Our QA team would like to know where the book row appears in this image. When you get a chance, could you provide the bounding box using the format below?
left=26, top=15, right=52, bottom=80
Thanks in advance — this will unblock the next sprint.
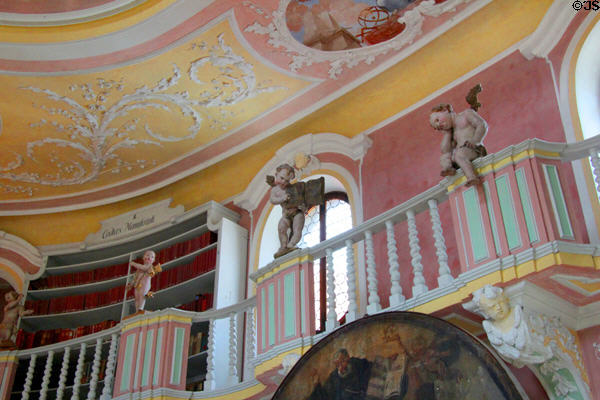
left=25, top=248, right=217, bottom=315
left=30, top=231, right=217, bottom=290
left=177, top=292, right=214, bottom=313
left=17, top=320, right=118, bottom=349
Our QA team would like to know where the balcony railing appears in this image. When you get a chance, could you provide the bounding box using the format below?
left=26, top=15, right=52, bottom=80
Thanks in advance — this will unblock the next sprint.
left=3, top=135, right=600, bottom=399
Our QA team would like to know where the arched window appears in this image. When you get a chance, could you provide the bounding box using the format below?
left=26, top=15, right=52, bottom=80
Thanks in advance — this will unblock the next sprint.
left=299, top=192, right=352, bottom=331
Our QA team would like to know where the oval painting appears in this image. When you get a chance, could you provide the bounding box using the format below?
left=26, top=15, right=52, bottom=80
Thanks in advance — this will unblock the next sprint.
left=272, top=312, right=526, bottom=399
left=285, top=0, right=422, bottom=51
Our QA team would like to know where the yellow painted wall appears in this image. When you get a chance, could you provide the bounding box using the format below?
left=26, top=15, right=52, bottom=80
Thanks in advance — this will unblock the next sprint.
left=0, top=0, right=553, bottom=246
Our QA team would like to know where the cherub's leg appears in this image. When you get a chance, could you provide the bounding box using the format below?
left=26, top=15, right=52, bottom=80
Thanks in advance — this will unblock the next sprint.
left=278, top=216, right=292, bottom=250
left=287, top=212, right=305, bottom=248
left=440, top=152, right=456, bottom=176
left=135, top=288, right=146, bottom=311
left=454, top=147, right=481, bottom=186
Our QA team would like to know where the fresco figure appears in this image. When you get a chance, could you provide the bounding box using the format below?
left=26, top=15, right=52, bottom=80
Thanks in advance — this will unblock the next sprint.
left=127, top=250, right=162, bottom=313
left=429, top=86, right=488, bottom=186
left=366, top=325, right=408, bottom=399
left=308, top=348, right=372, bottom=400
left=0, top=290, right=33, bottom=346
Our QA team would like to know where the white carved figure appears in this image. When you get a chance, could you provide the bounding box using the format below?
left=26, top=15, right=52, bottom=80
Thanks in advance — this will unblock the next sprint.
left=464, top=285, right=552, bottom=367
left=464, top=285, right=591, bottom=400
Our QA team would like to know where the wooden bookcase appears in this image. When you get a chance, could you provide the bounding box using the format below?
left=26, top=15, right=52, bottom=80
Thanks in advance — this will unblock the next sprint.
left=19, top=201, right=247, bottom=349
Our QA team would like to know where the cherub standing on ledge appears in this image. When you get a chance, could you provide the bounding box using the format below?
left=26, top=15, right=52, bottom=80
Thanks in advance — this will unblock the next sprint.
left=0, top=290, right=33, bottom=347
left=267, top=164, right=306, bottom=259
left=429, top=85, right=489, bottom=187
left=127, top=250, right=162, bottom=314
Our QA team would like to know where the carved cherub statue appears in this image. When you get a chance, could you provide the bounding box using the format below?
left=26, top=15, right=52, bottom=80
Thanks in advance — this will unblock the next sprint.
left=430, top=84, right=489, bottom=187
left=267, top=164, right=306, bottom=258
left=0, top=290, right=33, bottom=346
left=127, top=250, right=162, bottom=313
left=463, top=285, right=552, bottom=368
left=266, top=164, right=325, bottom=258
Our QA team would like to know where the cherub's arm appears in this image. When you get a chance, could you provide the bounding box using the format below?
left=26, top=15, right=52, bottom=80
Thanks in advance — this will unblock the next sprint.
left=19, top=307, right=34, bottom=317
left=4, top=294, right=22, bottom=311
left=269, top=187, right=288, bottom=205
left=130, top=261, right=153, bottom=272
left=465, top=109, right=488, bottom=145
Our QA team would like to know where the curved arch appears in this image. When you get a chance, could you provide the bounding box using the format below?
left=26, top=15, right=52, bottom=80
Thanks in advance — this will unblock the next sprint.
left=0, top=231, right=45, bottom=292
left=557, top=14, right=600, bottom=243
left=233, top=132, right=371, bottom=212
left=250, top=162, right=363, bottom=273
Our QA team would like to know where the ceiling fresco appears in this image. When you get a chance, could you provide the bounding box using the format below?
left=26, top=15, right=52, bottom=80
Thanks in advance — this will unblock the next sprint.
left=0, top=0, right=486, bottom=213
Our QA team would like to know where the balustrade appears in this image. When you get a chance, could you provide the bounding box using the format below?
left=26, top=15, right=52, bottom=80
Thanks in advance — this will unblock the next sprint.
left=5, top=137, right=600, bottom=399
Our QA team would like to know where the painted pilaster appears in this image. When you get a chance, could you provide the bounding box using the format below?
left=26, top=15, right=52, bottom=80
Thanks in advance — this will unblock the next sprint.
left=112, top=310, right=191, bottom=397
left=0, top=353, right=18, bottom=400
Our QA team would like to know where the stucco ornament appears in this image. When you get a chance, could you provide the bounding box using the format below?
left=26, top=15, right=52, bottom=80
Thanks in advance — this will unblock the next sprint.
left=244, top=0, right=475, bottom=79
left=464, top=285, right=591, bottom=400
left=0, top=34, right=285, bottom=192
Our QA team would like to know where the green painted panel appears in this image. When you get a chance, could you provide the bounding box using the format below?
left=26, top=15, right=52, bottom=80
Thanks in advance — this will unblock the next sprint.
left=544, top=164, right=574, bottom=239
left=261, top=288, right=267, bottom=349
left=153, top=328, right=164, bottom=385
left=462, top=187, right=489, bottom=262
left=483, top=182, right=501, bottom=256
left=120, top=334, right=136, bottom=392
left=284, top=273, right=296, bottom=338
left=495, top=175, right=521, bottom=250
left=268, top=283, right=276, bottom=346
left=141, top=329, right=154, bottom=387
left=300, top=270, right=306, bottom=334
left=170, top=327, right=185, bottom=385
left=515, top=169, right=539, bottom=243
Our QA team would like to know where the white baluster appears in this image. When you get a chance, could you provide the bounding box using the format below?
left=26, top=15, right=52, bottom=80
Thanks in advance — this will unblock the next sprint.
left=344, top=239, right=358, bottom=322
left=204, top=319, right=216, bottom=391
left=386, top=220, right=405, bottom=307
left=22, top=353, right=37, bottom=400
left=86, top=338, right=103, bottom=400
left=56, top=347, right=71, bottom=400
left=70, top=342, right=87, bottom=400
left=590, top=149, right=600, bottom=195
left=325, top=248, right=339, bottom=331
left=228, top=313, right=239, bottom=385
left=100, top=334, right=119, bottom=400
left=406, top=210, right=428, bottom=296
left=428, top=199, right=454, bottom=287
left=244, top=306, right=256, bottom=380
left=40, top=350, right=55, bottom=400
left=364, top=230, right=381, bottom=314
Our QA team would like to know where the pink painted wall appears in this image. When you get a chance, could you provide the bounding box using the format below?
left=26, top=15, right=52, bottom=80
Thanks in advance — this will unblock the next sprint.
left=578, top=325, right=600, bottom=399
left=361, top=49, right=590, bottom=303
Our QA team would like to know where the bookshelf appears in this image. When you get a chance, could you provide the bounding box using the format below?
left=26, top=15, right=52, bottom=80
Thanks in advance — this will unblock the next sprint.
left=19, top=201, right=247, bottom=357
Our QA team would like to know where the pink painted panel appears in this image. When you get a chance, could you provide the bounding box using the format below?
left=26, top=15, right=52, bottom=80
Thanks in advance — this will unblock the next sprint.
left=505, top=165, right=530, bottom=252
left=0, top=360, right=17, bottom=400
left=449, top=195, right=469, bottom=274
left=520, top=158, right=550, bottom=245
left=113, top=328, right=140, bottom=397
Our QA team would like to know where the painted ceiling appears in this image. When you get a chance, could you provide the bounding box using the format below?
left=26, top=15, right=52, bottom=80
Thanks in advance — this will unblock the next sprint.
left=0, top=0, right=487, bottom=214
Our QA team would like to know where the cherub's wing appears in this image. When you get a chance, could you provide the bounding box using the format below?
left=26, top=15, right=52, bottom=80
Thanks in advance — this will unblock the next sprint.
left=466, top=83, right=482, bottom=111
